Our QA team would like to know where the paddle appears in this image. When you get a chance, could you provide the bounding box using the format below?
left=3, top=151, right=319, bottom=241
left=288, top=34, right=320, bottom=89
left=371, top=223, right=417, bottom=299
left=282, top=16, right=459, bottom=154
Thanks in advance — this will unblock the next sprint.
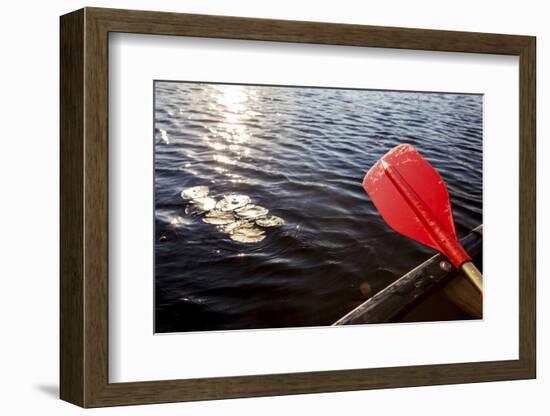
left=362, top=144, right=483, bottom=294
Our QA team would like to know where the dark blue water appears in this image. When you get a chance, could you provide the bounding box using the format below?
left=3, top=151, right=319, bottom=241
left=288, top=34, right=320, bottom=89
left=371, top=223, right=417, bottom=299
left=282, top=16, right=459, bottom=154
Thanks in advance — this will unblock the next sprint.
left=154, top=82, right=482, bottom=333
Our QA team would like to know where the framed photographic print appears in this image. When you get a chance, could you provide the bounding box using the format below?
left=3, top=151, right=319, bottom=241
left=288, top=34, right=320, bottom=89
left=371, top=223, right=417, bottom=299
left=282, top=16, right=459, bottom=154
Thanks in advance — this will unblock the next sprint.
left=60, top=7, right=536, bottom=408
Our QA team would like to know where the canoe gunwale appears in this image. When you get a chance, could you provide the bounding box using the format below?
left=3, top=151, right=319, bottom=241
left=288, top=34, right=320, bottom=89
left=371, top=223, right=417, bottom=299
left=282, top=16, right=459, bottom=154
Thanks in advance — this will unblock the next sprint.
left=333, top=225, right=483, bottom=326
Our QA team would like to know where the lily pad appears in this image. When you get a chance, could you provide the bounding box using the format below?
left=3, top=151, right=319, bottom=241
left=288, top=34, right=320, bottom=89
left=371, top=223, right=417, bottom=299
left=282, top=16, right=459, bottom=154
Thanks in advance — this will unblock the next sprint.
left=221, top=220, right=254, bottom=234
left=256, top=215, right=285, bottom=227
left=190, top=196, right=216, bottom=212
left=230, top=226, right=266, bottom=243
left=202, top=210, right=235, bottom=225
left=180, top=186, right=209, bottom=200
left=235, top=204, right=269, bottom=220
left=215, top=194, right=251, bottom=212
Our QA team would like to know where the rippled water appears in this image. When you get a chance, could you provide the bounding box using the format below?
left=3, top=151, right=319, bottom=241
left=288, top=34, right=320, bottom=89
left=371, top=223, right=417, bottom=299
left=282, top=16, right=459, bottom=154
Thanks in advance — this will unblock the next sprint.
left=154, top=82, right=482, bottom=333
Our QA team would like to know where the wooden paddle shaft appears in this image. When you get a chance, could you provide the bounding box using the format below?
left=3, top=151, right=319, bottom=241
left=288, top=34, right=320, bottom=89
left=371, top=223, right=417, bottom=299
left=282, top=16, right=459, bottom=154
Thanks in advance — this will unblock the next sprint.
left=460, top=261, right=483, bottom=293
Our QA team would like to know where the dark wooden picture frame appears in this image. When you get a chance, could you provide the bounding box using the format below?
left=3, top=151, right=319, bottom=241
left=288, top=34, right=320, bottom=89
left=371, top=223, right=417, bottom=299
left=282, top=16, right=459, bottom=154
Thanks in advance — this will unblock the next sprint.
left=60, top=7, right=536, bottom=408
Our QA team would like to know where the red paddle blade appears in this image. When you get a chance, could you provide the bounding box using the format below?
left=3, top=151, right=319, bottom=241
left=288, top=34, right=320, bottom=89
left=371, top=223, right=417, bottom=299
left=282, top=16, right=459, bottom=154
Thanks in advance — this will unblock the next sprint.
left=363, top=144, right=470, bottom=268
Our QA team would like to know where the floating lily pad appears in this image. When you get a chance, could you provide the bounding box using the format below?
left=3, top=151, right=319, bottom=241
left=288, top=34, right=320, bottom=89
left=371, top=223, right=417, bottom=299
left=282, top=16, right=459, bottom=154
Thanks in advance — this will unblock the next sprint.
left=221, top=220, right=254, bottom=234
left=202, top=210, right=235, bottom=225
left=190, top=196, right=216, bottom=212
left=180, top=186, right=209, bottom=200
left=179, top=187, right=283, bottom=244
left=255, top=215, right=285, bottom=227
left=215, top=194, right=251, bottom=212
left=230, top=226, right=266, bottom=243
left=235, top=204, right=269, bottom=220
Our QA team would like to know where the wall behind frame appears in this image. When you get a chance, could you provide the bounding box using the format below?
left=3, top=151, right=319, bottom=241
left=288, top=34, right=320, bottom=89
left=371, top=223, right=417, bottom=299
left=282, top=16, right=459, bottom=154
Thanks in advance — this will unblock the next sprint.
left=0, top=0, right=545, bottom=415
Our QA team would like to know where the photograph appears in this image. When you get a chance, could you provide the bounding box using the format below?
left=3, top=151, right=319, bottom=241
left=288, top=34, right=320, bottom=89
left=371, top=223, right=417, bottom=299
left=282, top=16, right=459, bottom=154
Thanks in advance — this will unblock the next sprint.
left=153, top=81, right=483, bottom=333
